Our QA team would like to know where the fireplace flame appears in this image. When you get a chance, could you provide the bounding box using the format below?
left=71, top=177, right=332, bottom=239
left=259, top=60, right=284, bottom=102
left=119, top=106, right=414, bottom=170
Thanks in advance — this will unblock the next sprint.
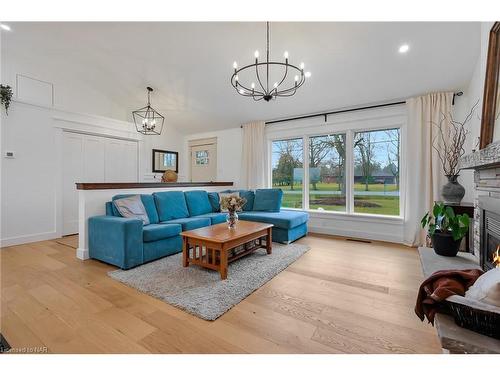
left=494, top=246, right=500, bottom=268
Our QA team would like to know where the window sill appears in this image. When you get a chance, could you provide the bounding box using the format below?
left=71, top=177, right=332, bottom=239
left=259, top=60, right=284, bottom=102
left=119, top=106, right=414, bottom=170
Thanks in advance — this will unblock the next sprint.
left=303, top=209, right=404, bottom=224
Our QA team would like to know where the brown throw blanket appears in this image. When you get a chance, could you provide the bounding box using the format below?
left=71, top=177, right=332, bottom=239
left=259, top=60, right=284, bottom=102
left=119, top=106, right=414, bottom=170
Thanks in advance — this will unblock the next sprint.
left=415, top=269, right=484, bottom=324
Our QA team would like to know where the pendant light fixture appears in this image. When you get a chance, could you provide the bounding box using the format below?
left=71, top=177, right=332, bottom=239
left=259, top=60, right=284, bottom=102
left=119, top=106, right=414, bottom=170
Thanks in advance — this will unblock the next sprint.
left=132, top=87, right=164, bottom=135
left=230, top=22, right=311, bottom=102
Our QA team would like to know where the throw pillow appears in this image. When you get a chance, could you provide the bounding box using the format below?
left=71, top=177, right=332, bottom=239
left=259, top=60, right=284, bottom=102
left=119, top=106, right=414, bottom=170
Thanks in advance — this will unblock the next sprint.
left=252, top=188, right=283, bottom=212
left=208, top=192, right=220, bottom=212
left=465, top=268, right=500, bottom=307
left=113, top=195, right=150, bottom=225
left=219, top=192, right=239, bottom=212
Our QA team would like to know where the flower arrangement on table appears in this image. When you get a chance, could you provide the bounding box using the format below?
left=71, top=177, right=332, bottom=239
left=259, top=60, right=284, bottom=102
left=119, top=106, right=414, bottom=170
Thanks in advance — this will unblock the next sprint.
left=220, top=195, right=247, bottom=229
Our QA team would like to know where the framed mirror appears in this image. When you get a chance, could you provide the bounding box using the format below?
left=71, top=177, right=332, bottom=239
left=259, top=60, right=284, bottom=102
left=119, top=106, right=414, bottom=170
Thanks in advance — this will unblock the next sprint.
left=152, top=149, right=178, bottom=173
left=480, top=22, right=500, bottom=149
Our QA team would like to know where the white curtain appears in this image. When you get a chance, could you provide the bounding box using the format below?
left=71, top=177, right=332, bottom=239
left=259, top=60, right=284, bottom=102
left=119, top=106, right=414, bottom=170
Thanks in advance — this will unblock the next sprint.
left=404, top=92, right=453, bottom=246
left=241, top=121, right=268, bottom=189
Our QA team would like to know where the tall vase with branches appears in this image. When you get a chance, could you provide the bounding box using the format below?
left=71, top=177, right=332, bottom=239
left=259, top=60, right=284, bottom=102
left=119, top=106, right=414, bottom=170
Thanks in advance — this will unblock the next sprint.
left=431, top=101, right=478, bottom=204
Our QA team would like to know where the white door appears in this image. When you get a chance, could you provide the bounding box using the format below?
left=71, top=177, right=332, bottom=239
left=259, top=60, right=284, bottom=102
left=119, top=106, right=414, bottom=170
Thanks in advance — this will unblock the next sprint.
left=190, top=142, right=217, bottom=182
left=83, top=135, right=106, bottom=182
left=62, top=133, right=84, bottom=235
left=62, top=133, right=138, bottom=235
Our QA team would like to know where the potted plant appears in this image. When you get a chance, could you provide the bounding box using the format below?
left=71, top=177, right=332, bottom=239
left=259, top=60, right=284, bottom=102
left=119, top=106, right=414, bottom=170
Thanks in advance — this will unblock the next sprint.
left=421, top=202, right=470, bottom=256
left=0, top=84, right=13, bottom=115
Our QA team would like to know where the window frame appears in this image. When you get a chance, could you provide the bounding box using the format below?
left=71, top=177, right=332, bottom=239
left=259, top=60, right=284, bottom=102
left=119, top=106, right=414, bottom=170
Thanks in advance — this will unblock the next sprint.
left=267, top=107, right=405, bottom=220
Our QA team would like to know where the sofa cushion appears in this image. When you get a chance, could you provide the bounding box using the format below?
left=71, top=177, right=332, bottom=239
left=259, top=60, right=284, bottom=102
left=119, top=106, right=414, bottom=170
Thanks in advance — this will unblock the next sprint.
left=113, top=195, right=150, bottom=225
left=142, top=223, right=182, bottom=242
left=153, top=191, right=189, bottom=222
left=193, top=212, right=227, bottom=225
left=112, top=194, right=159, bottom=224
left=238, top=190, right=255, bottom=211
left=252, top=189, right=283, bottom=212
left=161, top=217, right=211, bottom=231
left=184, top=190, right=213, bottom=216
left=238, top=209, right=308, bottom=229
left=143, top=236, right=183, bottom=262
left=220, top=190, right=255, bottom=211
left=208, top=192, right=220, bottom=212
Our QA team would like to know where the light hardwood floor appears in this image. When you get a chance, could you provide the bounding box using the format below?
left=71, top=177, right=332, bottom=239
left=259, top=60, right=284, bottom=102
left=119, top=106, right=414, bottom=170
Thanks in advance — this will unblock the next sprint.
left=0, top=234, right=441, bottom=353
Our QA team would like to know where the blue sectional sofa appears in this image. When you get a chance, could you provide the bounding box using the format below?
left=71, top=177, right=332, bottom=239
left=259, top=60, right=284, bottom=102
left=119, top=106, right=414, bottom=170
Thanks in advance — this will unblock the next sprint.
left=88, top=189, right=308, bottom=269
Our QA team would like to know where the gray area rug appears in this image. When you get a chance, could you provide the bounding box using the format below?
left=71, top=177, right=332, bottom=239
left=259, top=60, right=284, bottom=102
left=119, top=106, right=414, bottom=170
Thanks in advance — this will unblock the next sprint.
left=108, top=242, right=310, bottom=320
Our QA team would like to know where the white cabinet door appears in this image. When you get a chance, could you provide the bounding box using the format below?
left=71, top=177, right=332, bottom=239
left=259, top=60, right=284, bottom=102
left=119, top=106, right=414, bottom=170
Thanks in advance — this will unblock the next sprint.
left=104, top=138, right=124, bottom=182
left=62, top=133, right=138, bottom=235
left=122, top=141, right=138, bottom=181
left=62, top=133, right=84, bottom=235
left=104, top=139, right=138, bottom=182
left=83, top=135, right=105, bottom=181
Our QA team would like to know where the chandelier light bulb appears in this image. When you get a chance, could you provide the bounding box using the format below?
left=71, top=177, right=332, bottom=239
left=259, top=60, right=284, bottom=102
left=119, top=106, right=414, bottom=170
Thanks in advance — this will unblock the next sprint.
left=233, top=61, right=238, bottom=69
left=294, top=75, right=299, bottom=81
left=235, top=75, right=239, bottom=81
left=251, top=82, right=255, bottom=89
left=305, top=71, right=311, bottom=78
left=300, top=62, right=305, bottom=70
left=254, top=50, right=259, bottom=58
left=239, top=89, right=245, bottom=94
left=284, top=51, right=289, bottom=59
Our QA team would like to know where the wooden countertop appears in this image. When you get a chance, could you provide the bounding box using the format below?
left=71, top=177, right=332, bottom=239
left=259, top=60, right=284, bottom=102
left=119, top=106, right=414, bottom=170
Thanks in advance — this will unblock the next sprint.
left=76, top=182, right=234, bottom=190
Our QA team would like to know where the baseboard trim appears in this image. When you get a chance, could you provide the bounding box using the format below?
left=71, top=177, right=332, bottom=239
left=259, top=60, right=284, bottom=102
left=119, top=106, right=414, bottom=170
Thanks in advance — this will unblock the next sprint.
left=76, top=247, right=89, bottom=260
left=0, top=231, right=59, bottom=248
left=308, top=226, right=403, bottom=244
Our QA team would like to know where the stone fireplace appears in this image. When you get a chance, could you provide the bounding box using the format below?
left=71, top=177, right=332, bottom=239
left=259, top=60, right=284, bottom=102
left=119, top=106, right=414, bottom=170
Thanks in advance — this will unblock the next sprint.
left=460, top=140, right=500, bottom=270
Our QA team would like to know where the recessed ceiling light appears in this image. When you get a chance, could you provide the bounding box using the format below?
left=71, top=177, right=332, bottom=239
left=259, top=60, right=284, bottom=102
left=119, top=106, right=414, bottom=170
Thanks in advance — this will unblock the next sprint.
left=399, top=44, right=409, bottom=54
left=0, top=23, right=11, bottom=31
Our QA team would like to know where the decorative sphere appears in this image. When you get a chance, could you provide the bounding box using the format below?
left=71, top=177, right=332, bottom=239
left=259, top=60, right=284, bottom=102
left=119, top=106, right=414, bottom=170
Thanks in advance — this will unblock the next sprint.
left=161, top=169, right=178, bottom=183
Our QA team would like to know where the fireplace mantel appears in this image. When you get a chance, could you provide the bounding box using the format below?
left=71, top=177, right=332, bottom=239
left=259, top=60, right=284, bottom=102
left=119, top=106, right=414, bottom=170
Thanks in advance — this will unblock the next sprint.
left=459, top=140, right=500, bottom=170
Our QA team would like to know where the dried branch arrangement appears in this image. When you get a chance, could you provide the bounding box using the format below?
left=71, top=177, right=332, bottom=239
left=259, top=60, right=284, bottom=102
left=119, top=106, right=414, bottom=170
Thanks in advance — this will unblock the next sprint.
left=431, top=101, right=479, bottom=176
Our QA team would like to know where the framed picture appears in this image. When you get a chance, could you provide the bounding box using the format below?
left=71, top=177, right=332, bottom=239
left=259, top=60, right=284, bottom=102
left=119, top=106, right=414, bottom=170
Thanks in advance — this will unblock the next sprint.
left=480, top=22, right=500, bottom=149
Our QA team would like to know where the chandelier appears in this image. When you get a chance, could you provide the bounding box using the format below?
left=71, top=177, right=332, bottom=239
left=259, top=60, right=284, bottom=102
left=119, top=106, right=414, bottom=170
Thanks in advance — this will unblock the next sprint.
left=132, top=87, right=164, bottom=135
left=230, top=22, right=311, bottom=102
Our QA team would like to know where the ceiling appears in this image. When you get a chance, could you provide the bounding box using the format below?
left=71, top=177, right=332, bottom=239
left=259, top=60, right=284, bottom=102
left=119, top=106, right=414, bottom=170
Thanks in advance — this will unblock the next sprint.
left=2, top=22, right=480, bottom=134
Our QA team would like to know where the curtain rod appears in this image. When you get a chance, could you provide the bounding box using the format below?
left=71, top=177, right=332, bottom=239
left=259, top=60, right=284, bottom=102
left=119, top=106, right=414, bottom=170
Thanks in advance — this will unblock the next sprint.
left=239, top=91, right=462, bottom=127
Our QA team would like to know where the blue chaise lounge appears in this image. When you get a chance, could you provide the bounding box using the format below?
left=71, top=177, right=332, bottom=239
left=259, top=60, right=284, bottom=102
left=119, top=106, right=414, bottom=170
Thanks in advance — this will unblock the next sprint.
left=88, top=188, right=308, bottom=269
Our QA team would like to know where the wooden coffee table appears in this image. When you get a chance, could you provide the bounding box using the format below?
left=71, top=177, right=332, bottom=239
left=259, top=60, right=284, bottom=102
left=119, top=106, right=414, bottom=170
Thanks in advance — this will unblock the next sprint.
left=181, top=221, right=273, bottom=280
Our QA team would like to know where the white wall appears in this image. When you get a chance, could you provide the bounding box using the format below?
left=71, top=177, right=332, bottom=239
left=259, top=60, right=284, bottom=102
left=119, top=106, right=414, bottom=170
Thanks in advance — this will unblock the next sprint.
left=183, top=128, right=243, bottom=187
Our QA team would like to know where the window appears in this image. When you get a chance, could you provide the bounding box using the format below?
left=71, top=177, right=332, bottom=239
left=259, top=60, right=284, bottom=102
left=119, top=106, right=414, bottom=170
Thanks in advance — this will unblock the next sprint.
left=353, top=129, right=400, bottom=216
left=270, top=125, right=401, bottom=217
left=309, top=134, right=346, bottom=212
left=195, top=150, right=209, bottom=165
left=271, top=138, right=304, bottom=208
